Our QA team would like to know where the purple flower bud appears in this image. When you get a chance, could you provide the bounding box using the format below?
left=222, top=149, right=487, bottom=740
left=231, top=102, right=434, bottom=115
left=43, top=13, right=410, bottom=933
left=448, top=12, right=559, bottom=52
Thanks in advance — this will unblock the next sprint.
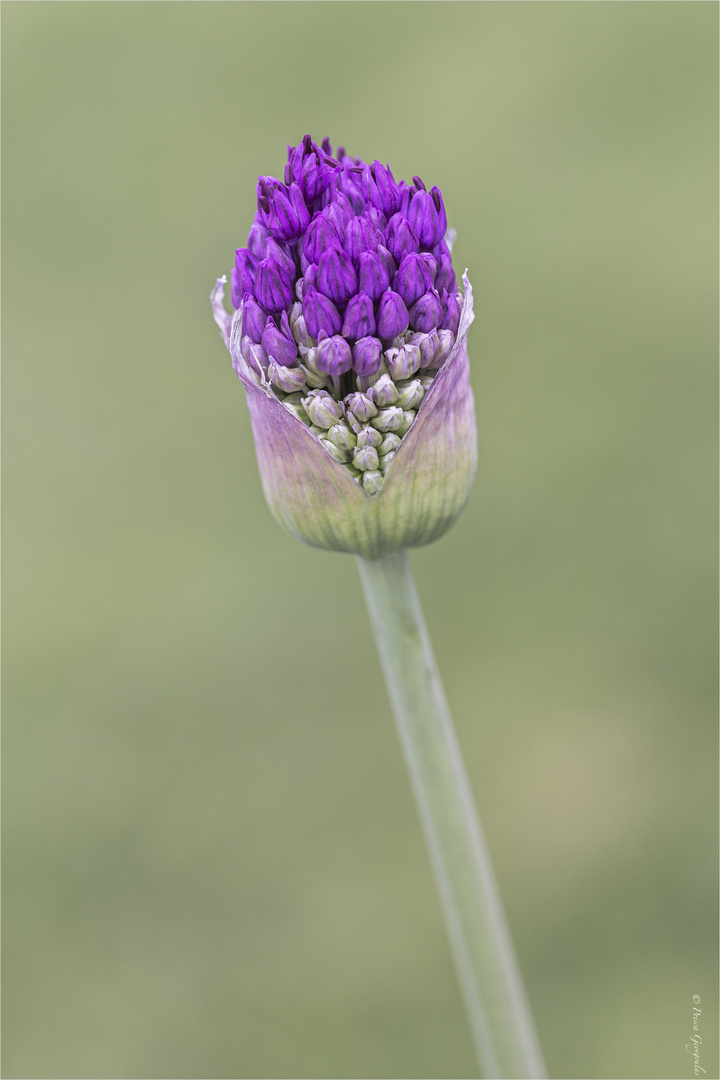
left=360, top=161, right=401, bottom=217
left=317, top=246, right=358, bottom=305
left=356, top=251, right=390, bottom=301
left=303, top=263, right=319, bottom=292
left=254, top=257, right=294, bottom=313
left=231, top=268, right=244, bottom=309
left=247, top=222, right=270, bottom=259
left=385, top=213, right=420, bottom=264
left=241, top=296, right=267, bottom=343
left=262, top=311, right=298, bottom=367
left=434, top=243, right=456, bottom=295
left=440, top=291, right=462, bottom=335
left=376, top=290, right=409, bottom=340
left=266, top=182, right=311, bottom=241
left=339, top=176, right=365, bottom=215
left=315, top=333, right=353, bottom=376
left=240, top=334, right=268, bottom=371
left=362, top=204, right=387, bottom=234
left=303, top=214, right=341, bottom=264
left=409, top=290, right=443, bottom=333
left=233, top=248, right=257, bottom=296
left=342, top=292, right=376, bottom=340
left=321, top=192, right=354, bottom=233
left=430, top=186, right=447, bottom=239
left=285, top=136, right=336, bottom=203
left=377, top=244, right=397, bottom=278
left=256, top=175, right=285, bottom=226
left=393, top=252, right=437, bottom=307
left=342, top=216, right=377, bottom=261
left=265, top=237, right=296, bottom=282
left=302, top=285, right=342, bottom=338
left=351, top=337, right=384, bottom=377
left=406, top=188, right=445, bottom=249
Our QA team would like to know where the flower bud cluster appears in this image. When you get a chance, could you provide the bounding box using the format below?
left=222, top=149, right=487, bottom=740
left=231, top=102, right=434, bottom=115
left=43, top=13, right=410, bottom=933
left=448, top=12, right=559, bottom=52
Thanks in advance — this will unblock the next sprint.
left=229, top=136, right=464, bottom=495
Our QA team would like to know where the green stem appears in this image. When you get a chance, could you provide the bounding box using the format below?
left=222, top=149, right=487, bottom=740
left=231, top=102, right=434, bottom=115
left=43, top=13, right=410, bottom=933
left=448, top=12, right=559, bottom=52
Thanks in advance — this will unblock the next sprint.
left=357, top=550, right=546, bottom=1080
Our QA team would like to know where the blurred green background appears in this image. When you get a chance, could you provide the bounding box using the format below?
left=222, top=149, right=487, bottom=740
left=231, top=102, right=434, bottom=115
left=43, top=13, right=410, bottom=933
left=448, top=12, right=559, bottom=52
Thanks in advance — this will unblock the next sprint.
left=3, top=3, right=717, bottom=1078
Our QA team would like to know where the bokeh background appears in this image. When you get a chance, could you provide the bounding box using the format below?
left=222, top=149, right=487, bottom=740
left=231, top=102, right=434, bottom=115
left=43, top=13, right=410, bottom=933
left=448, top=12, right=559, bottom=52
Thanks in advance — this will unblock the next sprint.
left=3, top=3, right=717, bottom=1079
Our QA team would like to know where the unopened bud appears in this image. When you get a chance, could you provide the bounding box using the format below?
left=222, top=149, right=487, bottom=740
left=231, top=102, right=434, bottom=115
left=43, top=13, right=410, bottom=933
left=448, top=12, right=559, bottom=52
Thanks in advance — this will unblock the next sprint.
left=380, top=451, right=396, bottom=471
left=289, top=302, right=314, bottom=347
left=369, top=373, right=399, bottom=407
left=344, top=391, right=377, bottom=422
left=301, top=364, right=329, bottom=390
left=385, top=343, right=421, bottom=381
left=356, top=357, right=389, bottom=392
left=268, top=361, right=307, bottom=393
left=357, top=426, right=383, bottom=449
left=378, top=432, right=402, bottom=456
left=241, top=335, right=268, bottom=374
left=353, top=445, right=380, bottom=472
left=398, top=410, right=416, bottom=435
left=302, top=389, right=344, bottom=428
left=362, top=470, right=385, bottom=495
left=322, top=439, right=350, bottom=463
left=371, top=406, right=404, bottom=433
left=326, top=423, right=357, bottom=450
left=395, top=379, right=425, bottom=409
left=418, top=374, right=435, bottom=390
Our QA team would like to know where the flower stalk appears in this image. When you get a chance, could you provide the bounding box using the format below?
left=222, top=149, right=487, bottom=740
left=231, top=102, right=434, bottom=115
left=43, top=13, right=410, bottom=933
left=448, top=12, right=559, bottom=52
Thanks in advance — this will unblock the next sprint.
left=357, top=550, right=546, bottom=1080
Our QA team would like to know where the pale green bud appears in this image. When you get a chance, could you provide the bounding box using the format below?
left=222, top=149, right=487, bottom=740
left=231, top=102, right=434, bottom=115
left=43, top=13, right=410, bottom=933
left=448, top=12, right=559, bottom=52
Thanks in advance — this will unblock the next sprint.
left=344, top=391, right=377, bottom=422
left=353, top=445, right=380, bottom=472
left=344, top=409, right=361, bottom=433
left=370, top=373, right=399, bottom=407
left=418, top=374, right=436, bottom=391
left=395, top=379, right=425, bottom=409
left=321, top=439, right=350, bottom=463
left=398, top=410, right=416, bottom=436
left=357, top=426, right=383, bottom=449
left=362, top=470, right=385, bottom=495
left=268, top=361, right=307, bottom=394
left=342, top=463, right=362, bottom=481
left=371, top=406, right=404, bottom=433
left=289, top=302, right=314, bottom=348
left=326, top=423, right=357, bottom=451
left=302, top=389, right=345, bottom=429
left=385, top=343, right=422, bottom=381
left=378, top=432, right=402, bottom=456
left=380, top=451, right=396, bottom=471
left=301, top=365, right=330, bottom=390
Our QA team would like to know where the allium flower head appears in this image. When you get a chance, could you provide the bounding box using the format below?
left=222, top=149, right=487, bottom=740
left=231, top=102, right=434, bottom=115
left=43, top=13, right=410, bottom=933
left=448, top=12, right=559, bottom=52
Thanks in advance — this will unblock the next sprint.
left=212, top=136, right=476, bottom=558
